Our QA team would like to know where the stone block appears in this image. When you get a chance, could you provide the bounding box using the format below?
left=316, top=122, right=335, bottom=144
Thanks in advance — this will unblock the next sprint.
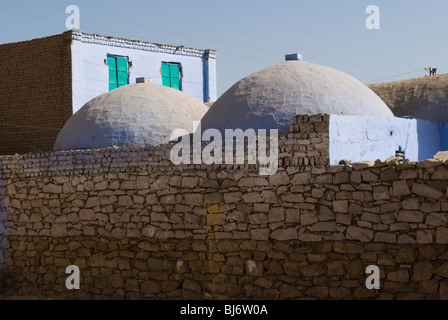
left=426, top=213, right=447, bottom=226
left=432, top=167, right=448, bottom=180
left=374, top=232, right=396, bottom=243
left=346, top=226, right=373, bottom=242
left=397, top=210, right=423, bottom=223
left=137, top=176, right=150, bottom=189
left=251, top=228, right=270, bottom=240
left=268, top=207, right=285, bottom=223
left=435, top=263, right=448, bottom=278
left=207, top=213, right=225, bottom=225
left=285, top=209, right=301, bottom=223
left=42, top=184, right=62, bottom=194
left=327, top=260, right=344, bottom=276
left=141, top=280, right=160, bottom=294
left=308, top=222, right=336, bottom=232
left=51, top=223, right=66, bottom=237
left=436, top=228, right=448, bottom=244
left=333, top=200, right=348, bottom=213
left=270, top=228, right=298, bottom=240
left=419, top=279, right=439, bottom=294
left=412, top=261, right=434, bottom=282
left=305, top=286, right=329, bottom=299
left=440, top=281, right=448, bottom=300
left=298, top=233, right=322, bottom=242
left=243, top=192, right=262, bottom=203
left=412, top=183, right=443, bottom=199
left=269, top=172, right=290, bottom=186
left=397, top=234, right=416, bottom=244
left=300, top=211, right=318, bottom=226
left=373, top=186, right=390, bottom=200
left=317, top=206, right=334, bottom=221
left=392, top=180, right=411, bottom=197
left=395, top=247, right=418, bottom=263
left=417, top=230, right=433, bottom=244
left=387, top=270, right=409, bottom=283
left=182, top=279, right=201, bottom=293
left=402, top=198, right=419, bottom=210
left=291, top=172, right=311, bottom=185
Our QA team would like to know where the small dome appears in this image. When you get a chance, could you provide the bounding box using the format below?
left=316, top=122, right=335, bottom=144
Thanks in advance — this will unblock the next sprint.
left=201, top=60, right=393, bottom=134
left=54, top=83, right=208, bottom=150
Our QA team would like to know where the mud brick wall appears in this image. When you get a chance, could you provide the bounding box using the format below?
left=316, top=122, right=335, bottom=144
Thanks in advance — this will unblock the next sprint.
left=0, top=31, right=73, bottom=155
left=1, top=114, right=448, bottom=300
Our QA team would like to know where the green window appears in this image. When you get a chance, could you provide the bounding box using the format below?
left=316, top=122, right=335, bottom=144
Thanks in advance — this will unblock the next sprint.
left=107, top=56, right=128, bottom=91
left=161, top=62, right=181, bottom=90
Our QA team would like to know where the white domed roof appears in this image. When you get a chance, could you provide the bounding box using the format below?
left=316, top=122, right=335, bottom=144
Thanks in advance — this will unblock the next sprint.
left=54, top=83, right=208, bottom=150
left=201, top=60, right=393, bottom=134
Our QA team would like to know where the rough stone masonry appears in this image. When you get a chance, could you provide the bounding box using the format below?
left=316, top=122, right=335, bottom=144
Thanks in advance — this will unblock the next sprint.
left=0, top=114, right=447, bottom=300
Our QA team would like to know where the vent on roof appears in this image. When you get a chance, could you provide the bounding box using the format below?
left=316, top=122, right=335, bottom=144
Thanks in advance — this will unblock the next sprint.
left=136, top=77, right=153, bottom=84
left=285, top=53, right=302, bottom=61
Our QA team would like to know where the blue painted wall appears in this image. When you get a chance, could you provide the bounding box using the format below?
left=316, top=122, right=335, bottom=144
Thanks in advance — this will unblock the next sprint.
left=416, top=120, right=442, bottom=160
left=71, top=32, right=217, bottom=114
left=438, top=122, right=448, bottom=151
left=329, top=115, right=446, bottom=164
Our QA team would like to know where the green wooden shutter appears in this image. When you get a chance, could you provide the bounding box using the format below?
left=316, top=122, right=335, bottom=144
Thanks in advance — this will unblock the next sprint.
left=107, top=56, right=118, bottom=91
left=161, top=63, right=171, bottom=87
left=161, top=62, right=181, bottom=90
left=116, top=57, right=128, bottom=87
left=108, top=56, right=128, bottom=91
left=169, top=64, right=180, bottom=90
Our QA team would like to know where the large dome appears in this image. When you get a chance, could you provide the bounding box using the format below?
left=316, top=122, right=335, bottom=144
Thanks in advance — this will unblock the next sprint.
left=201, top=60, right=393, bottom=134
left=54, top=83, right=208, bottom=150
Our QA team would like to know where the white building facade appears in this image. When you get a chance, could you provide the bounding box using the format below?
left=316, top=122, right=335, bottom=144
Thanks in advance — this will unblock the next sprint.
left=71, top=31, right=217, bottom=113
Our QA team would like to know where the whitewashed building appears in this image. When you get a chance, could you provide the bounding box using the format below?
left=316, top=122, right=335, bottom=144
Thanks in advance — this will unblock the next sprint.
left=0, top=30, right=217, bottom=154
left=71, top=30, right=217, bottom=113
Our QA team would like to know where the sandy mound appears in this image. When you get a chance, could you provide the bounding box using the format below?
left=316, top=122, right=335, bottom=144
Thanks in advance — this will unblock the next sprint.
left=368, top=74, right=448, bottom=123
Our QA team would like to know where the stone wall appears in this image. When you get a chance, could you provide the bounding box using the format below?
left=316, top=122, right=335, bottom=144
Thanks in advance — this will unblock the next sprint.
left=0, top=31, right=73, bottom=155
left=1, top=114, right=448, bottom=300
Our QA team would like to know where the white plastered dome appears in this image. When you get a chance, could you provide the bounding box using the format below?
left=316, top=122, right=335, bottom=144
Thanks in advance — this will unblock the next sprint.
left=54, top=83, right=208, bottom=150
left=200, top=60, right=393, bottom=134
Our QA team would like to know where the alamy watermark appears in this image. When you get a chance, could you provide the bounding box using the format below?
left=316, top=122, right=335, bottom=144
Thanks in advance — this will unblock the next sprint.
left=170, top=122, right=279, bottom=176
left=366, top=5, right=380, bottom=30
left=65, top=265, right=80, bottom=290
left=66, top=5, right=80, bottom=30
left=365, top=265, right=380, bottom=290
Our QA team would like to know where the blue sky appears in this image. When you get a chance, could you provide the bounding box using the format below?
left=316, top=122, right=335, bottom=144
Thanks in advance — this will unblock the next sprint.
left=1, top=0, right=446, bottom=97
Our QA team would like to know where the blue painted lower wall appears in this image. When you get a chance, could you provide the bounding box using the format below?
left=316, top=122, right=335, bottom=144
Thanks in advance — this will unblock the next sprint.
left=439, top=122, right=448, bottom=151
left=329, top=115, right=448, bottom=165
